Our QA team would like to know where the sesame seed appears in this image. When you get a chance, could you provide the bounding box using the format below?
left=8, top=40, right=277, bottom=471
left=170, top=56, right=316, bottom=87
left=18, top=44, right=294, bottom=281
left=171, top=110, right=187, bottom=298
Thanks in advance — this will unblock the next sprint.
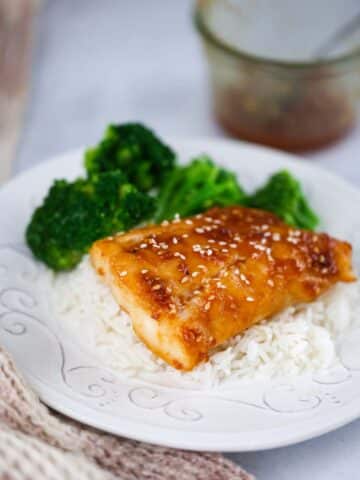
left=230, top=243, right=237, bottom=248
left=161, top=220, right=169, bottom=226
left=195, top=213, right=203, bottom=219
left=185, top=219, right=193, bottom=225
left=198, top=265, right=207, bottom=271
left=216, top=281, right=226, bottom=289
left=192, top=271, right=199, bottom=277
left=181, top=276, right=188, bottom=284
left=119, top=271, right=128, bottom=277
left=221, top=248, right=229, bottom=253
left=272, top=233, right=281, bottom=241
left=194, top=290, right=201, bottom=295
left=208, top=295, right=215, bottom=300
left=246, top=296, right=255, bottom=302
left=166, top=286, right=172, bottom=293
left=195, top=227, right=204, bottom=234
left=204, top=302, right=211, bottom=311
left=208, top=239, right=215, bottom=244
left=152, top=284, right=161, bottom=291
left=207, top=249, right=213, bottom=256
left=267, top=279, right=274, bottom=287
left=182, top=234, right=189, bottom=239
left=172, top=237, right=178, bottom=245
left=141, top=269, right=148, bottom=274
left=287, top=238, right=299, bottom=245
left=219, top=241, right=227, bottom=246
left=205, top=217, right=213, bottom=222
left=319, top=255, right=326, bottom=263
left=140, top=243, right=147, bottom=248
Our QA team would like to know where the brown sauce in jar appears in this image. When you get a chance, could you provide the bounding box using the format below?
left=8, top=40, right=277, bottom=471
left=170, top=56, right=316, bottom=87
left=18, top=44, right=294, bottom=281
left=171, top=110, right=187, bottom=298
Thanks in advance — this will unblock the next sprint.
left=214, top=71, right=355, bottom=152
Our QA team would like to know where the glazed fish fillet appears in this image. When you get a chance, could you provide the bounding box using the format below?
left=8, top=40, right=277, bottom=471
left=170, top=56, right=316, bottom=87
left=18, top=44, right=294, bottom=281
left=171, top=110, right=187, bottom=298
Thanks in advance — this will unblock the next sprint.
left=90, top=206, right=355, bottom=371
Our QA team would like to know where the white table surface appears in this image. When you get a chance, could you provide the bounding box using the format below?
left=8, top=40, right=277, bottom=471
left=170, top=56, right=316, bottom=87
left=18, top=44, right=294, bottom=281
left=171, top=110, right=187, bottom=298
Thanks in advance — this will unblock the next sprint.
left=14, top=1, right=360, bottom=478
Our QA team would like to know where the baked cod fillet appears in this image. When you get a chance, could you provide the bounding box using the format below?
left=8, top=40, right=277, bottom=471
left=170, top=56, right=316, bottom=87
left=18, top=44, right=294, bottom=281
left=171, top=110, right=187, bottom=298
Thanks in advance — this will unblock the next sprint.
left=90, top=206, right=355, bottom=371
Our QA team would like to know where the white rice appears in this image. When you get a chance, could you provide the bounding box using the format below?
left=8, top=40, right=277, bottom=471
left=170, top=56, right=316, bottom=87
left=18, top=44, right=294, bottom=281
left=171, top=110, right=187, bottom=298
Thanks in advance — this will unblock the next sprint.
left=49, top=256, right=360, bottom=388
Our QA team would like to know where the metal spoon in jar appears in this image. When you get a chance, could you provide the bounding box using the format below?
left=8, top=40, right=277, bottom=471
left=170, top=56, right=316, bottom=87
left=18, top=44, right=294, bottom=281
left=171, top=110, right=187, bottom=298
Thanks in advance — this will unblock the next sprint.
left=313, top=11, right=360, bottom=59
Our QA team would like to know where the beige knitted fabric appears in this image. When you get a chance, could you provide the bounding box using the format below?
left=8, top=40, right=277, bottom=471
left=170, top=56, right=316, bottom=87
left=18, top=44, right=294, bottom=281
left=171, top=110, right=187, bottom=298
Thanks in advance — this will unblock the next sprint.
left=0, top=347, right=253, bottom=480
left=0, top=425, right=116, bottom=480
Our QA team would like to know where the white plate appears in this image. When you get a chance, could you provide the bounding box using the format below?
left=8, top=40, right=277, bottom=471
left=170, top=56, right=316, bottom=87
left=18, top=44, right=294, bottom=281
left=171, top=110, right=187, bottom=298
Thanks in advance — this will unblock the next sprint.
left=1, top=139, right=360, bottom=452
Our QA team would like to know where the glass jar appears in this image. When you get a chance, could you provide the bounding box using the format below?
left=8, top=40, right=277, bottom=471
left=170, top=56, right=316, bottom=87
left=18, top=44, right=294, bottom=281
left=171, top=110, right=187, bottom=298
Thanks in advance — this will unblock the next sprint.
left=195, top=0, right=360, bottom=151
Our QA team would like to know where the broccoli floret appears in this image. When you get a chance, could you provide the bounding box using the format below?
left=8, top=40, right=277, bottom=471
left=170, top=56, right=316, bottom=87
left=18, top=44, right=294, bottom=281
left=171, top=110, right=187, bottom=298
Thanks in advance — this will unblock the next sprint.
left=154, top=155, right=246, bottom=222
left=26, top=171, right=155, bottom=271
left=246, top=170, right=319, bottom=230
left=85, top=123, right=176, bottom=192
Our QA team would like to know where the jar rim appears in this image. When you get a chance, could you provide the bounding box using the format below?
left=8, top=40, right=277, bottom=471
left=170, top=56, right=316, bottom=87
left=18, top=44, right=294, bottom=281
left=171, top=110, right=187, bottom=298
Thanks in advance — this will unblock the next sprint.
left=194, top=7, right=360, bottom=70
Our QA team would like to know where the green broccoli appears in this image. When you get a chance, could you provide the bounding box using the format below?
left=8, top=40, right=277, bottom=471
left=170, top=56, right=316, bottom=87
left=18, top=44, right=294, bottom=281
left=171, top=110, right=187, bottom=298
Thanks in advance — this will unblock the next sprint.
left=245, top=170, right=319, bottom=230
left=154, top=155, right=246, bottom=222
left=85, top=123, right=176, bottom=192
left=26, top=171, right=155, bottom=271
